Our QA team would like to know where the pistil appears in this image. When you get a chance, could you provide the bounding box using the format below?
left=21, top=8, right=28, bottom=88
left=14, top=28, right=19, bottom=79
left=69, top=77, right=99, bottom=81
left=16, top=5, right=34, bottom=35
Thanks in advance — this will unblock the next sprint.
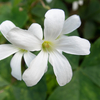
left=42, top=41, right=54, bottom=52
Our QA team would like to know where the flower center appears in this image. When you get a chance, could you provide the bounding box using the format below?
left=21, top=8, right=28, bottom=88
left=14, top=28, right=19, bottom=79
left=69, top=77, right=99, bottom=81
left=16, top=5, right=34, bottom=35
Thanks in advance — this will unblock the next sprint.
left=42, top=41, right=54, bottom=52
left=20, top=49, right=28, bottom=53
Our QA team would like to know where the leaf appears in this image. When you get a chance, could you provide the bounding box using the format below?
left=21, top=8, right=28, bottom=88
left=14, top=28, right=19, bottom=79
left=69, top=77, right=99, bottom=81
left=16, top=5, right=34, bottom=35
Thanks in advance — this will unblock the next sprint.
left=64, top=0, right=78, bottom=3
left=0, top=76, right=47, bottom=100
left=81, top=38, right=100, bottom=67
left=63, top=53, right=79, bottom=70
left=81, top=38, right=100, bottom=87
left=0, top=76, right=9, bottom=87
left=68, top=30, right=79, bottom=36
left=12, top=76, right=47, bottom=100
left=4, top=86, right=16, bottom=100
left=0, top=33, right=6, bottom=44
left=0, top=4, right=11, bottom=23
left=83, top=21, right=96, bottom=39
left=82, top=65, right=100, bottom=87
left=0, top=56, right=12, bottom=82
left=79, top=0, right=100, bottom=22
left=31, top=3, right=47, bottom=25
left=46, top=63, right=58, bottom=95
left=10, top=7, right=28, bottom=28
left=0, top=4, right=28, bottom=28
left=12, top=86, right=32, bottom=100
left=48, top=70, right=100, bottom=100
left=47, top=0, right=68, bottom=15
left=10, top=0, right=22, bottom=7
left=0, top=91, right=8, bottom=100
left=87, top=0, right=100, bottom=22
left=31, top=3, right=47, bottom=17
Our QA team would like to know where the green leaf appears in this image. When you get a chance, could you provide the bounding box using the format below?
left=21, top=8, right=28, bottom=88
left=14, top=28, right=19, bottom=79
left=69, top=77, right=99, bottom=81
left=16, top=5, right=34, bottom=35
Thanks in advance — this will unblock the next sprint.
left=81, top=38, right=100, bottom=67
left=46, top=63, right=58, bottom=95
left=0, top=91, right=8, bottom=100
left=4, top=85, right=16, bottom=100
left=63, top=53, right=79, bottom=70
left=0, top=4, right=28, bottom=28
left=82, top=65, right=100, bottom=87
left=0, top=0, right=10, bottom=2
left=0, top=57, right=12, bottom=82
left=87, top=0, right=100, bottom=22
left=31, top=3, right=47, bottom=17
left=64, top=0, right=78, bottom=3
left=12, top=77, right=47, bottom=100
left=0, top=33, right=6, bottom=44
left=31, top=3, right=47, bottom=25
left=48, top=70, right=100, bottom=100
left=67, top=30, right=79, bottom=36
left=10, top=0, right=22, bottom=7
left=83, top=21, right=96, bottom=39
left=81, top=38, right=100, bottom=87
left=12, top=86, right=33, bottom=100
left=0, top=76, right=9, bottom=87
left=79, top=0, right=100, bottom=22
left=10, top=7, right=28, bottom=27
left=0, top=4, right=11, bottom=23
left=0, top=76, right=47, bottom=100
left=47, top=0, right=68, bottom=15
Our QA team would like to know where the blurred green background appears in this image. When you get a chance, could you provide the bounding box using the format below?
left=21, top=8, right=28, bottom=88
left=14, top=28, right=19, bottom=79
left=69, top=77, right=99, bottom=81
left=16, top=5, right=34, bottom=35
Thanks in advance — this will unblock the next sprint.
left=0, top=0, right=100, bottom=100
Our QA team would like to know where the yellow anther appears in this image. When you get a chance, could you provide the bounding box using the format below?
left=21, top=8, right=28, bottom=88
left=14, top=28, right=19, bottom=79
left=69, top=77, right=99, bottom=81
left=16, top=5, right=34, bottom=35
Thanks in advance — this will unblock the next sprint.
left=42, top=41, right=54, bottom=52
left=20, top=49, right=27, bottom=53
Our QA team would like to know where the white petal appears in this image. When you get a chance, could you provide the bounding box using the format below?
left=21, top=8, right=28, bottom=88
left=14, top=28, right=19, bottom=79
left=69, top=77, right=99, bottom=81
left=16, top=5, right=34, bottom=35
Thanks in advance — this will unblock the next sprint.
left=23, top=50, right=48, bottom=86
left=0, top=20, right=16, bottom=38
left=0, top=44, right=19, bottom=60
left=49, top=50, right=72, bottom=86
left=10, top=52, right=23, bottom=80
left=44, top=9, right=65, bottom=40
left=7, top=27, right=43, bottom=51
left=56, top=36, right=90, bottom=55
left=61, top=15, right=81, bottom=34
left=24, top=51, right=36, bottom=67
left=28, top=23, right=43, bottom=40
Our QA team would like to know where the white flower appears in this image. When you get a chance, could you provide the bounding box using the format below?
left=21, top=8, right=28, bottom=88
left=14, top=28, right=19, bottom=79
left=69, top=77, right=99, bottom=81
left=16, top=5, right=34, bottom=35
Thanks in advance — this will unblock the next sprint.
left=72, top=0, right=84, bottom=11
left=0, top=21, right=36, bottom=80
left=7, top=9, right=90, bottom=86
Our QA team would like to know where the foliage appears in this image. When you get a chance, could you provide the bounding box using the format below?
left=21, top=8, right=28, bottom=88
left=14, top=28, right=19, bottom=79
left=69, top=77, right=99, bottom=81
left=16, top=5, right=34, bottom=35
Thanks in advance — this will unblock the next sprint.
left=0, top=0, right=100, bottom=100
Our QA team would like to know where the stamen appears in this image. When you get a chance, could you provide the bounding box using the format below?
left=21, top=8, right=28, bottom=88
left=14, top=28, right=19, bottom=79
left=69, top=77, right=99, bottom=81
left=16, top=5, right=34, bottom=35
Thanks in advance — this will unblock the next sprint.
left=42, top=41, right=54, bottom=52
left=20, top=49, right=28, bottom=53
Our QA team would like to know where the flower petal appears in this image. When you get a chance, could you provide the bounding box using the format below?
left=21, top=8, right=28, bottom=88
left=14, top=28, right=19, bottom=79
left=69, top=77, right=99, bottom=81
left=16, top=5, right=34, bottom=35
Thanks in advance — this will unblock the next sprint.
left=0, top=44, right=19, bottom=60
left=28, top=23, right=43, bottom=40
left=24, top=51, right=36, bottom=67
left=0, top=20, right=16, bottom=38
left=49, top=50, right=72, bottom=86
left=44, top=9, right=65, bottom=40
left=61, top=15, right=81, bottom=34
left=10, top=52, right=23, bottom=80
left=56, top=36, right=90, bottom=55
left=23, top=50, right=48, bottom=86
left=7, top=27, right=42, bottom=51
